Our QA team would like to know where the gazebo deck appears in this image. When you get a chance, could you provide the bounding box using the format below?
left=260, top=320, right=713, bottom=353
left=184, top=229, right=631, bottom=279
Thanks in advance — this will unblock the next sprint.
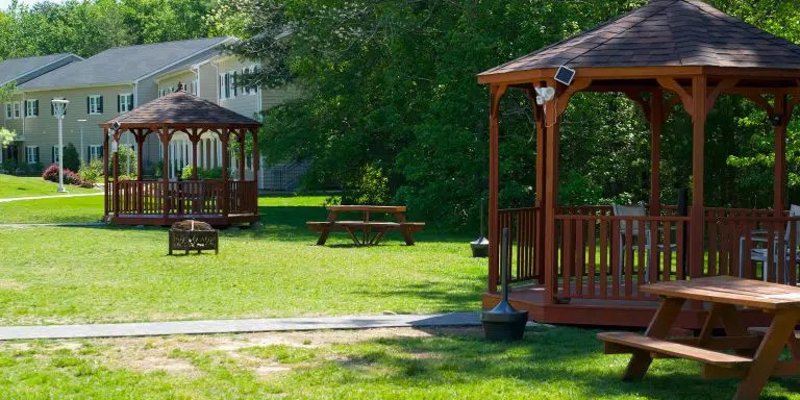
left=109, top=213, right=258, bottom=227
left=482, top=282, right=771, bottom=329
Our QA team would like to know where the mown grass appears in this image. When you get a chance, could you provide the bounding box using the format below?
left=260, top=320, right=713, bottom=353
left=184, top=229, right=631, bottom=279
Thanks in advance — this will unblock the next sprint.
left=0, top=195, right=483, bottom=325
left=0, top=327, right=797, bottom=400
left=0, top=174, right=99, bottom=199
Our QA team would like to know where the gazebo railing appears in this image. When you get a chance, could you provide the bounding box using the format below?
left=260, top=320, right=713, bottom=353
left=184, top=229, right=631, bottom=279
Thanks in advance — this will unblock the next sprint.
left=498, top=207, right=541, bottom=283
left=495, top=205, right=800, bottom=301
left=554, top=214, right=689, bottom=301
left=113, top=180, right=257, bottom=217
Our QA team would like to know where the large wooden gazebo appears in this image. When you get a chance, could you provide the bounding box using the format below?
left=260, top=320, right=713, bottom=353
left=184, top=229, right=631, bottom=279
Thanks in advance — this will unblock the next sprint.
left=479, top=0, right=800, bottom=328
left=101, top=90, right=261, bottom=226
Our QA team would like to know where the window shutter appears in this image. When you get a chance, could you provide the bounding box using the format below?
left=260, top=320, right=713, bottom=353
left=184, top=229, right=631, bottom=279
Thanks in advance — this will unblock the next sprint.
left=35, top=147, right=39, bottom=163
left=99, top=145, right=103, bottom=158
left=51, top=147, right=54, bottom=163
left=233, top=72, right=238, bottom=97
left=117, top=95, right=121, bottom=112
left=87, top=146, right=90, bottom=162
left=86, top=97, right=90, bottom=114
left=98, top=96, right=103, bottom=113
left=23, top=102, right=27, bottom=117
left=34, top=100, right=38, bottom=116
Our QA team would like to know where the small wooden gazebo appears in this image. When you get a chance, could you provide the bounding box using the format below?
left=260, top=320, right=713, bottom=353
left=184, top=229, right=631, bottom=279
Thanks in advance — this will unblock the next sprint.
left=101, top=90, right=261, bottom=226
left=479, top=0, right=800, bottom=327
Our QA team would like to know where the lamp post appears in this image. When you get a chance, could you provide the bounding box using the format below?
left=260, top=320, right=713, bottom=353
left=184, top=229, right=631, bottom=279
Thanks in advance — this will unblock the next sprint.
left=52, top=99, right=70, bottom=193
left=77, top=119, right=87, bottom=165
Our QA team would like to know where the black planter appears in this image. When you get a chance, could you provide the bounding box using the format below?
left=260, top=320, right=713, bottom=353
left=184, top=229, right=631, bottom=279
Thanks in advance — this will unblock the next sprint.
left=481, top=302, right=528, bottom=341
left=482, top=227, right=528, bottom=341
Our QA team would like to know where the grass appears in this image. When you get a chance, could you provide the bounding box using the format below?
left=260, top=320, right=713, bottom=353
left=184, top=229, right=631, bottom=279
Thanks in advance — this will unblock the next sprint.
left=0, top=174, right=99, bottom=199
left=0, top=195, right=484, bottom=325
left=0, top=326, right=797, bottom=399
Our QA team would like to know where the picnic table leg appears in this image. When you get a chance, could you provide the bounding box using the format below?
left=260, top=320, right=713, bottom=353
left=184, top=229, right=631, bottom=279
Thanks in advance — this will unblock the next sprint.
left=316, top=228, right=330, bottom=246
left=623, top=297, right=686, bottom=380
left=734, top=309, right=800, bottom=400
left=370, top=229, right=387, bottom=245
left=344, top=226, right=362, bottom=246
left=401, top=228, right=415, bottom=246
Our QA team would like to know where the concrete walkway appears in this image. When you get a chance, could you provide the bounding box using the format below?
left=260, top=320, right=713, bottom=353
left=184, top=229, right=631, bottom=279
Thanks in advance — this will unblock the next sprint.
left=0, top=313, right=481, bottom=340
left=0, top=192, right=103, bottom=203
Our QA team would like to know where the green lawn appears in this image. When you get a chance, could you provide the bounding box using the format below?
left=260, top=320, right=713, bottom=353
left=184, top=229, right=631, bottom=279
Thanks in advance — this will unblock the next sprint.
left=0, top=326, right=797, bottom=400
left=0, top=195, right=484, bottom=325
left=0, top=174, right=100, bottom=199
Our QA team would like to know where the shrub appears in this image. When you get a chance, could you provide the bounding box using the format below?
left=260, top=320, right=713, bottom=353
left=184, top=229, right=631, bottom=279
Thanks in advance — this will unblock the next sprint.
left=181, top=165, right=223, bottom=180
left=42, top=164, right=82, bottom=186
left=63, top=143, right=80, bottom=172
left=342, top=164, right=389, bottom=205
left=78, top=159, right=104, bottom=184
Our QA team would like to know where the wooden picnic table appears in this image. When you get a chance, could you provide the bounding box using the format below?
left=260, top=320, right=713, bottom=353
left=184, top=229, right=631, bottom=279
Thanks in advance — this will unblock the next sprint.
left=307, top=205, right=425, bottom=246
left=598, top=276, right=800, bottom=400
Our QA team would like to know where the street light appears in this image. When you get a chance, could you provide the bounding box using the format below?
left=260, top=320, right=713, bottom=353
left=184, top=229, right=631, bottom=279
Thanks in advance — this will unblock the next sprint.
left=77, top=119, right=87, bottom=165
left=52, top=99, right=69, bottom=193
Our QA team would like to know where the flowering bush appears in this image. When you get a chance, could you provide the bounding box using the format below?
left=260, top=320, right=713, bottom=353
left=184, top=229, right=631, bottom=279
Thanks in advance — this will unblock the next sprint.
left=42, top=164, right=83, bottom=186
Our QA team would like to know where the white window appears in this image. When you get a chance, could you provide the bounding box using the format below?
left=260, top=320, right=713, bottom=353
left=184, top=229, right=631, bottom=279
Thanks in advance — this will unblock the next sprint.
left=228, top=71, right=237, bottom=98
left=25, top=146, right=38, bottom=164
left=25, top=99, right=38, bottom=117
left=88, top=95, right=103, bottom=115
left=5, top=103, right=11, bottom=119
left=88, top=145, right=102, bottom=161
left=118, top=93, right=134, bottom=112
left=52, top=146, right=64, bottom=163
left=13, top=102, right=20, bottom=119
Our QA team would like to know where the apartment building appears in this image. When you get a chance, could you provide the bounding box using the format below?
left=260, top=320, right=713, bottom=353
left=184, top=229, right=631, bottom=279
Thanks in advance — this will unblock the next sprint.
left=0, top=37, right=303, bottom=190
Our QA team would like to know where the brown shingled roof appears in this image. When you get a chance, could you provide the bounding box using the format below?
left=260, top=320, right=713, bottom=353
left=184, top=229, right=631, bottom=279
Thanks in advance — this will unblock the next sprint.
left=480, top=0, right=800, bottom=77
left=102, top=90, right=260, bottom=128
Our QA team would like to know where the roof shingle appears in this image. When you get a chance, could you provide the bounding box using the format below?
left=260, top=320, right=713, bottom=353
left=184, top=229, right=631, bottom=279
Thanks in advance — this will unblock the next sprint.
left=105, top=91, right=260, bottom=128
left=480, top=0, right=800, bottom=77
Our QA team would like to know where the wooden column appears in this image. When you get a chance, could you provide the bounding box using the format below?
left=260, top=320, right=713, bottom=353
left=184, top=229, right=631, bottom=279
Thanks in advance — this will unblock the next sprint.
left=112, top=130, right=120, bottom=218
left=220, top=128, right=230, bottom=219
left=238, top=132, right=246, bottom=181
left=251, top=127, right=260, bottom=217
left=543, top=85, right=561, bottom=301
left=160, top=127, right=170, bottom=222
left=191, top=136, right=199, bottom=180
left=774, top=94, right=789, bottom=214
left=690, top=76, right=708, bottom=277
left=532, top=86, right=547, bottom=284
left=103, top=127, right=109, bottom=219
left=135, top=129, right=145, bottom=181
left=649, top=89, right=663, bottom=216
left=488, top=85, right=506, bottom=293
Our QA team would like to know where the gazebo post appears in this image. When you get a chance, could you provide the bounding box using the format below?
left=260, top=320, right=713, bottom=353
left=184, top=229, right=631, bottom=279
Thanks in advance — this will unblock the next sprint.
left=251, top=127, right=260, bottom=217
left=542, top=80, right=563, bottom=302
left=689, top=76, right=708, bottom=278
left=488, top=84, right=506, bottom=294
left=773, top=94, right=789, bottom=214
left=649, top=88, right=663, bottom=216
left=530, top=84, right=547, bottom=284
left=134, top=129, right=145, bottom=215
left=189, top=128, right=199, bottom=180
left=220, top=128, right=230, bottom=219
left=160, top=126, right=170, bottom=223
left=103, top=127, right=109, bottom=219
left=238, top=131, right=246, bottom=181
left=112, top=130, right=120, bottom=218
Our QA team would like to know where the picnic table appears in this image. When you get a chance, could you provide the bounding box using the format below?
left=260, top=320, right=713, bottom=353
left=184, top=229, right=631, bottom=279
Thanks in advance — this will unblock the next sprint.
left=598, top=276, right=800, bottom=400
left=307, top=205, right=425, bottom=246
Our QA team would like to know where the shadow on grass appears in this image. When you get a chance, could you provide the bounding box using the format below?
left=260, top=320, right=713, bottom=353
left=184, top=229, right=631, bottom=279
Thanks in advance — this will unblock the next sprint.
left=313, top=326, right=781, bottom=400
left=353, top=280, right=485, bottom=313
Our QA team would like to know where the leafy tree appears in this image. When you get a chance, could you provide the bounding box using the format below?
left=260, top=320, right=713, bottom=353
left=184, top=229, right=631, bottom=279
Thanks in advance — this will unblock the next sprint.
left=63, top=143, right=80, bottom=172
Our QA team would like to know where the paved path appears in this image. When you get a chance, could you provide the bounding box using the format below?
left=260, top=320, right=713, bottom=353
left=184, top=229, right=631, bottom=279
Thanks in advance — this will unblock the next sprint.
left=0, top=313, right=481, bottom=340
left=0, top=192, right=103, bottom=203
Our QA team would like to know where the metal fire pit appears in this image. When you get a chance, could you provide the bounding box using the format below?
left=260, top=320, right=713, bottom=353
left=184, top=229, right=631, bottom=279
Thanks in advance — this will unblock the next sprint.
left=168, top=220, right=219, bottom=255
left=482, top=228, right=528, bottom=341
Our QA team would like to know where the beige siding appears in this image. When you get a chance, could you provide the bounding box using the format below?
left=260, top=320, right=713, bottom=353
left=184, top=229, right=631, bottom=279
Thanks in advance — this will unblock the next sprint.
left=198, top=63, right=218, bottom=103
left=157, top=70, right=197, bottom=96
left=15, top=85, right=133, bottom=164
left=216, top=57, right=261, bottom=119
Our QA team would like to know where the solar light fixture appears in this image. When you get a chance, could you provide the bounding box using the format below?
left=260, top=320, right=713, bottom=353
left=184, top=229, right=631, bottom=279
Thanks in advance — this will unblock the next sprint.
left=554, top=65, right=576, bottom=86
left=534, top=86, right=555, bottom=105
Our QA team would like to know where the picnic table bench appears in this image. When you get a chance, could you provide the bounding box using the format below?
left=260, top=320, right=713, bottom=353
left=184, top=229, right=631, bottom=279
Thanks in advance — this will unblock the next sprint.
left=597, top=276, right=800, bottom=400
left=307, top=205, right=425, bottom=246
